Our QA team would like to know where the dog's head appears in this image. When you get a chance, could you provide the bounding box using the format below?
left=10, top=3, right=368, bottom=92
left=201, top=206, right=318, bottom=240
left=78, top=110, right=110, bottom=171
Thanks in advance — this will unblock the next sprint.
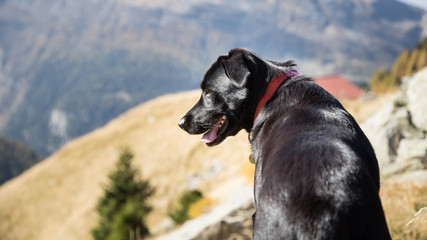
left=178, top=48, right=269, bottom=146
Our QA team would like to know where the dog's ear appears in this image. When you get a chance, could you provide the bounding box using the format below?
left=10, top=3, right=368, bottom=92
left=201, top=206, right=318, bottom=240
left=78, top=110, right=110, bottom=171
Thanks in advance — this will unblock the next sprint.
left=221, top=49, right=253, bottom=88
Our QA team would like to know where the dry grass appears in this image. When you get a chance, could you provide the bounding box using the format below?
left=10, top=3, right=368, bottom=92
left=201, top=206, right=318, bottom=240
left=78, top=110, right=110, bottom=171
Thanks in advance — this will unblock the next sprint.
left=381, top=174, right=427, bottom=240
left=188, top=197, right=214, bottom=219
left=241, top=156, right=256, bottom=186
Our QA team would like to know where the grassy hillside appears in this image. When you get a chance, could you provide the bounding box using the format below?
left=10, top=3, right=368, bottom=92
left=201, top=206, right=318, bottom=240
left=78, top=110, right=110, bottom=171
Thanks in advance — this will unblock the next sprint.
left=0, top=91, right=425, bottom=240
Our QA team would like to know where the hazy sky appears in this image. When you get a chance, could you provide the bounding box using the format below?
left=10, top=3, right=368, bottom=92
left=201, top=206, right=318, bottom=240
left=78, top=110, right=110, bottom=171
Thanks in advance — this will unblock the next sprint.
left=398, top=0, right=427, bottom=11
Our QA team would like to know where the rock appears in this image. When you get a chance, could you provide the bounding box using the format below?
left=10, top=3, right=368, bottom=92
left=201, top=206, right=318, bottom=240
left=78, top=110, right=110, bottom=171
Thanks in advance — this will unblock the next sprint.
left=397, top=139, right=427, bottom=162
left=361, top=67, right=427, bottom=175
left=362, top=101, right=395, bottom=168
left=407, top=67, right=427, bottom=131
left=190, top=203, right=254, bottom=240
left=361, top=68, right=427, bottom=176
left=361, top=100, right=417, bottom=169
left=388, top=170, right=427, bottom=183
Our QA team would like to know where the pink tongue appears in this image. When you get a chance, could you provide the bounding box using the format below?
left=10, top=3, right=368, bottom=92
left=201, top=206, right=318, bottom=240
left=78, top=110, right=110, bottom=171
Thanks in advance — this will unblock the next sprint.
left=200, top=118, right=222, bottom=144
left=200, top=125, right=219, bottom=143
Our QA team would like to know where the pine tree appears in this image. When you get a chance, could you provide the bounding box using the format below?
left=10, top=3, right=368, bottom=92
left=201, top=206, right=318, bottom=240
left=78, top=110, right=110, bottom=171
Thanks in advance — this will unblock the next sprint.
left=92, top=147, right=155, bottom=240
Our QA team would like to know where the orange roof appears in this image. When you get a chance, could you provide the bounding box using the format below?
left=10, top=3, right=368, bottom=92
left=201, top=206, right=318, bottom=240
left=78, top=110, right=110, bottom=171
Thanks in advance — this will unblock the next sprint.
left=314, top=76, right=363, bottom=99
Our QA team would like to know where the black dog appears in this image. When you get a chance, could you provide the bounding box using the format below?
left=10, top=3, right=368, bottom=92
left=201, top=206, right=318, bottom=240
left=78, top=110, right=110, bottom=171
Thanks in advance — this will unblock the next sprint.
left=178, top=49, right=391, bottom=240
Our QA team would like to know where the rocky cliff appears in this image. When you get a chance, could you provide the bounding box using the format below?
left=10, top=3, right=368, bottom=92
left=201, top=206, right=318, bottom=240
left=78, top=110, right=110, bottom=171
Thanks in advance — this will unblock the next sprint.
left=362, top=67, right=427, bottom=176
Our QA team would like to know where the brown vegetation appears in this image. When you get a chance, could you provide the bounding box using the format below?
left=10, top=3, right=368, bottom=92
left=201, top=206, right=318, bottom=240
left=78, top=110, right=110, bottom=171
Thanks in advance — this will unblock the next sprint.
left=371, top=37, right=427, bottom=93
left=381, top=174, right=427, bottom=240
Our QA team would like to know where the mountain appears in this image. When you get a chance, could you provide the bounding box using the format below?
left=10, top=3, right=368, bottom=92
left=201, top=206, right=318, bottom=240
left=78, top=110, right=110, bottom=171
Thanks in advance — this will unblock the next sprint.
left=0, top=136, right=42, bottom=185
left=0, top=0, right=426, bottom=155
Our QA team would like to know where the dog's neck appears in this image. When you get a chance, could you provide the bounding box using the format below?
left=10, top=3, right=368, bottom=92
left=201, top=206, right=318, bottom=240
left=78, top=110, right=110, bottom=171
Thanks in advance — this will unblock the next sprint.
left=253, top=70, right=299, bottom=123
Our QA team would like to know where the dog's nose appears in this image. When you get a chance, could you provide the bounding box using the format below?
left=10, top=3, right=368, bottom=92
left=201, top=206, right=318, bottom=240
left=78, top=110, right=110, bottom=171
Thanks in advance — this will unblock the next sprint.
left=178, top=117, right=186, bottom=129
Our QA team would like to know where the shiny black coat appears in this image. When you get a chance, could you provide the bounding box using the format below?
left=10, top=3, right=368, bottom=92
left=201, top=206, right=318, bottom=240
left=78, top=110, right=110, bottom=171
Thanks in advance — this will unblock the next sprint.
left=179, top=48, right=391, bottom=240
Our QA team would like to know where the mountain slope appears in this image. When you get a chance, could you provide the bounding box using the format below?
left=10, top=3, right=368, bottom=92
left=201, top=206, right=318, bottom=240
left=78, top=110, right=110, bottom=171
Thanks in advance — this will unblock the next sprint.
left=0, top=0, right=426, bottom=155
left=0, top=91, right=252, bottom=240
left=0, top=136, right=42, bottom=185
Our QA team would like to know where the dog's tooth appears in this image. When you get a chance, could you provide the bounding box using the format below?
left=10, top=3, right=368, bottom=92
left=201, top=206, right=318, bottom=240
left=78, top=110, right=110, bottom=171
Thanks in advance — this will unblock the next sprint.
left=217, top=115, right=226, bottom=128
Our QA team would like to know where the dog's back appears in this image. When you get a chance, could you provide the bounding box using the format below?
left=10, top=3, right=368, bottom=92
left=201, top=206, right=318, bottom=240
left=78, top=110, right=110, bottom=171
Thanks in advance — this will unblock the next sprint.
left=251, top=78, right=390, bottom=239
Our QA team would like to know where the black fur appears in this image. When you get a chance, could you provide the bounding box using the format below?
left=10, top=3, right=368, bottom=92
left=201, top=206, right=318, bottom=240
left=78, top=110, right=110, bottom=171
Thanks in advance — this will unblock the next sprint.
left=178, top=49, right=391, bottom=240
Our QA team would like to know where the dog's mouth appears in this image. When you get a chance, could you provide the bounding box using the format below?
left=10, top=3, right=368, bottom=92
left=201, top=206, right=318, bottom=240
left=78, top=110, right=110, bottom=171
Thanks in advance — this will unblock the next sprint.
left=200, top=115, right=227, bottom=145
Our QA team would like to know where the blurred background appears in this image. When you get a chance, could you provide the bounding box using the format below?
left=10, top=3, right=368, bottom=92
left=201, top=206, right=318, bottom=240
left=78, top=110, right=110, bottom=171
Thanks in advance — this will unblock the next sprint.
left=0, top=0, right=426, bottom=239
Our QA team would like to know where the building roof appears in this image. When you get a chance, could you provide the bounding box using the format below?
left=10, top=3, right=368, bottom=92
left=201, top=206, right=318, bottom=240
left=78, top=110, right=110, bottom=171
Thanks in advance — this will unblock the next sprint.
left=314, top=75, right=363, bottom=99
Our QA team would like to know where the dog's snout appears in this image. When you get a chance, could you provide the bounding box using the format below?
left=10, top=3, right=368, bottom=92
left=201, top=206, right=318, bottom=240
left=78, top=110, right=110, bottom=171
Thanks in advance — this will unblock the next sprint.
left=178, top=117, right=186, bottom=130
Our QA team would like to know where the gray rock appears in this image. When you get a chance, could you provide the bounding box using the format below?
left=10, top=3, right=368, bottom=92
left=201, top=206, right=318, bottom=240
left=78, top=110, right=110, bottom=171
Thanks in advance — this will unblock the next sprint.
left=362, top=101, right=395, bottom=168
left=362, top=67, right=427, bottom=175
left=388, top=170, right=427, bottom=183
left=397, top=139, right=427, bottom=163
left=407, top=67, right=427, bottom=131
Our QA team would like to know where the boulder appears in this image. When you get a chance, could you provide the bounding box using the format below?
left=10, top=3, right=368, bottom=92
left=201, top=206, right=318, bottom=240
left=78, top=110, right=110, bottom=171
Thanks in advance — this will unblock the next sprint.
left=362, top=101, right=395, bottom=168
left=407, top=68, right=427, bottom=131
left=362, top=67, right=427, bottom=175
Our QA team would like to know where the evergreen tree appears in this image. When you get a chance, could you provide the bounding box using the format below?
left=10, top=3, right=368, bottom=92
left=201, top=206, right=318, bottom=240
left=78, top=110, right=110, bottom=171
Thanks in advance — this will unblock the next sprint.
left=92, top=147, right=154, bottom=240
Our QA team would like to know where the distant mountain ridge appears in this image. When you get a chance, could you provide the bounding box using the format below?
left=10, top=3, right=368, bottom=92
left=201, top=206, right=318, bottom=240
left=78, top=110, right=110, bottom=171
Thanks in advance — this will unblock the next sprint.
left=0, top=0, right=426, bottom=155
left=0, top=136, right=41, bottom=185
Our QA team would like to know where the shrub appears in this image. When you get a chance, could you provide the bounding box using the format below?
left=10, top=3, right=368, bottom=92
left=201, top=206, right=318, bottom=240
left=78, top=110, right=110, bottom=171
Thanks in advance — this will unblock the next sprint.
left=168, top=190, right=203, bottom=225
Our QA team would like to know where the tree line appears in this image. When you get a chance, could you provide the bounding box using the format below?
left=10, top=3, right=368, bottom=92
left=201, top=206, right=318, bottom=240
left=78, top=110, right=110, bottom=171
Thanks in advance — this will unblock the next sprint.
left=371, top=37, right=427, bottom=92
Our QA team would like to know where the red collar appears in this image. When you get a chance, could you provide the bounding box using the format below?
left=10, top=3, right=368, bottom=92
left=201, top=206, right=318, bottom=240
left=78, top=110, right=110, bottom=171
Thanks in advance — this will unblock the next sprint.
left=253, top=70, right=299, bottom=123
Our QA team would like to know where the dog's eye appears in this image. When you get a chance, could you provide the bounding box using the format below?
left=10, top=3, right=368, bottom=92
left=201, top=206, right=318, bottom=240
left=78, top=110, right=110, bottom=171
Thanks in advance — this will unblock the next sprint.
left=204, top=90, right=213, bottom=97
